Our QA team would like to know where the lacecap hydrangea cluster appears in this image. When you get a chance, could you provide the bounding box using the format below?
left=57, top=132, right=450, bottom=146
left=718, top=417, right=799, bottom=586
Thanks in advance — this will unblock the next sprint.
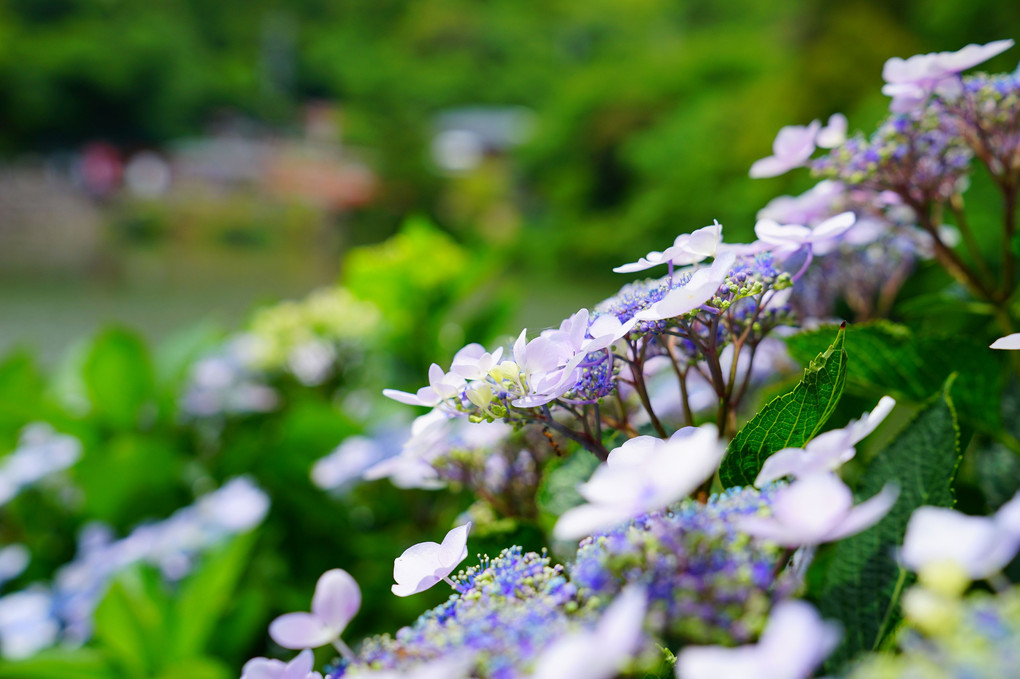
left=849, top=586, right=1020, bottom=679
left=812, top=110, right=972, bottom=207
left=331, top=486, right=796, bottom=678
left=570, top=485, right=798, bottom=646
left=342, top=547, right=588, bottom=679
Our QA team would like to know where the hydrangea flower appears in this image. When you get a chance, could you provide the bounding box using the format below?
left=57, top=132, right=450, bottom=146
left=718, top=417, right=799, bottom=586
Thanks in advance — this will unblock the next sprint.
left=674, top=600, right=840, bottom=679
left=613, top=222, right=723, bottom=274
left=570, top=486, right=798, bottom=645
left=391, top=522, right=472, bottom=597
left=270, top=569, right=361, bottom=654
left=351, top=548, right=584, bottom=677
left=554, top=424, right=726, bottom=540
left=343, top=655, right=475, bottom=679
left=0, top=423, right=82, bottom=507
left=633, top=253, right=736, bottom=323
left=738, top=474, right=898, bottom=547
left=749, top=121, right=821, bottom=178
left=848, top=585, right=1020, bottom=679
left=882, top=39, right=1014, bottom=112
left=753, top=212, right=856, bottom=256
left=813, top=110, right=973, bottom=207
left=755, top=396, right=895, bottom=486
left=757, top=180, right=846, bottom=227
left=0, top=588, right=59, bottom=660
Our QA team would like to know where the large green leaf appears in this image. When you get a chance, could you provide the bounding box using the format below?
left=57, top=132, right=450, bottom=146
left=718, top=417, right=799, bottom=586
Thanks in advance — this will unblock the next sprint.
left=785, top=321, right=1002, bottom=433
left=810, top=377, right=962, bottom=671
left=82, top=327, right=156, bottom=429
left=167, top=531, right=258, bottom=660
left=93, top=567, right=171, bottom=678
left=0, top=650, right=112, bottom=679
left=718, top=325, right=847, bottom=488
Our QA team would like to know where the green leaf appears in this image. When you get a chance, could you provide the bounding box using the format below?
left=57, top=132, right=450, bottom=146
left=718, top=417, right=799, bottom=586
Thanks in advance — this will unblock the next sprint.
left=535, top=448, right=600, bottom=531
left=718, top=324, right=847, bottom=488
left=0, top=650, right=113, bottom=679
left=785, top=321, right=1003, bottom=433
left=810, top=376, right=963, bottom=671
left=167, top=532, right=258, bottom=660
left=93, top=567, right=171, bottom=678
left=154, top=657, right=232, bottom=679
left=82, top=327, right=155, bottom=429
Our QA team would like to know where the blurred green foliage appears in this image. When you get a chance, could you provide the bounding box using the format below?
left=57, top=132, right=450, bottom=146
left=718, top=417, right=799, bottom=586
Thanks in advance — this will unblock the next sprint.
left=2, top=0, right=1018, bottom=271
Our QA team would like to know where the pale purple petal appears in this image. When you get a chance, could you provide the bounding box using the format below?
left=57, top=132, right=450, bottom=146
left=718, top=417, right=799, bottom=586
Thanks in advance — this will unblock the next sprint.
left=771, top=475, right=854, bottom=538
left=757, top=600, right=840, bottom=678
left=749, top=155, right=794, bottom=179
left=738, top=516, right=811, bottom=547
left=754, top=220, right=812, bottom=247
left=243, top=657, right=287, bottom=679
left=996, top=491, right=1020, bottom=535
left=826, top=484, right=899, bottom=541
left=283, top=650, right=317, bottom=679
left=816, top=113, right=847, bottom=149
left=596, top=584, right=647, bottom=659
left=901, top=506, right=1002, bottom=577
left=269, top=612, right=337, bottom=650
left=809, top=211, right=856, bottom=242
left=773, top=121, right=820, bottom=159
left=935, top=39, right=1013, bottom=73
left=310, top=569, right=360, bottom=634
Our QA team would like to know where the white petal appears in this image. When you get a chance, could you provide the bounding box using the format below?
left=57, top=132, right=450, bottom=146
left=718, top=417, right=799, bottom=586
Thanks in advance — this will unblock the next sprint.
left=393, top=541, right=444, bottom=591
left=532, top=633, right=608, bottom=679
left=382, top=389, right=428, bottom=406
left=675, top=644, right=762, bottom=679
left=554, top=504, right=632, bottom=541
left=847, top=396, right=896, bottom=445
left=991, top=333, right=1020, bottom=350
left=268, top=612, right=337, bottom=649
left=438, top=522, right=472, bottom=570
left=749, top=155, right=793, bottom=179
left=596, top=584, right=647, bottom=661
left=391, top=575, right=441, bottom=597
left=310, top=569, right=360, bottom=634
left=754, top=219, right=811, bottom=246
left=754, top=448, right=809, bottom=487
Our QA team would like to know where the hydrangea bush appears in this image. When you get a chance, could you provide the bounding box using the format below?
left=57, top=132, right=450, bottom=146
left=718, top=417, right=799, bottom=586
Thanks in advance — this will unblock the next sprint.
left=2, top=39, right=1020, bottom=679
left=233, top=40, right=1020, bottom=679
